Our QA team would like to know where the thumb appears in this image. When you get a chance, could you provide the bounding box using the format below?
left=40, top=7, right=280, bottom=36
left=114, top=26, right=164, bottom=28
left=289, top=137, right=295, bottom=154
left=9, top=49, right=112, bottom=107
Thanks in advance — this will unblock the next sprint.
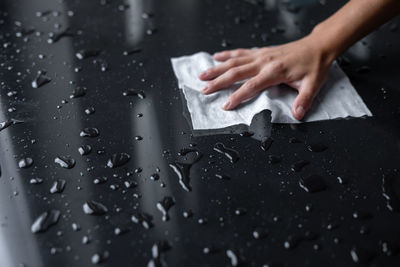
left=291, top=79, right=319, bottom=120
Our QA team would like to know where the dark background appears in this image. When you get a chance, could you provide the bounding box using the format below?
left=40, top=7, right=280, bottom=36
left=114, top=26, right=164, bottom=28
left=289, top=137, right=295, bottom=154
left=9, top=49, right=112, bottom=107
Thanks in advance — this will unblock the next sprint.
left=0, top=0, right=399, bottom=266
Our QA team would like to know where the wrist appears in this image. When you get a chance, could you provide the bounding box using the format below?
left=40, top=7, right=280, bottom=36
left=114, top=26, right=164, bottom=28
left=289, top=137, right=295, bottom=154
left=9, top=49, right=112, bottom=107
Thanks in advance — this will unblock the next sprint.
left=304, top=25, right=339, bottom=66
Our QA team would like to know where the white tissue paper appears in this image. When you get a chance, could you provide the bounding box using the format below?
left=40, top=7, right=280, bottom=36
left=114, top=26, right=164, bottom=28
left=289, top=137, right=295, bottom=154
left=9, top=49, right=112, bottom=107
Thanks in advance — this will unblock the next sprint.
left=171, top=51, right=372, bottom=130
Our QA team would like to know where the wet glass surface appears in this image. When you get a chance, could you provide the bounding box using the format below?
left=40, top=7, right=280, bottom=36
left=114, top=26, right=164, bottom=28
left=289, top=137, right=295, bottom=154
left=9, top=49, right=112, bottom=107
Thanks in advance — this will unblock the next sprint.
left=0, top=0, right=400, bottom=266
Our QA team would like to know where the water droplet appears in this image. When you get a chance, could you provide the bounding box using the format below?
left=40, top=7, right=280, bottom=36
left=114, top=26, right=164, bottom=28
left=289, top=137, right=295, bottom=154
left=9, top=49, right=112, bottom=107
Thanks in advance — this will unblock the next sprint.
left=261, top=137, right=273, bottom=151
left=239, top=131, right=253, bottom=137
left=182, top=210, right=193, bottom=218
left=30, top=177, right=43, bottom=184
left=124, top=180, right=137, bottom=188
left=307, top=143, right=328, bottom=152
left=82, top=235, right=90, bottom=244
left=71, top=223, right=80, bottom=231
left=50, top=179, right=66, bottom=194
left=221, top=39, right=232, bottom=48
left=146, top=28, right=157, bottom=35
left=70, top=87, right=86, bottom=98
left=203, top=246, right=218, bottom=254
left=169, top=162, right=192, bottom=192
left=122, top=89, right=145, bottom=99
left=352, top=210, right=373, bottom=220
left=83, top=201, right=108, bottom=215
left=382, top=172, right=400, bottom=212
left=253, top=227, right=268, bottom=239
left=93, top=176, right=108, bottom=184
left=131, top=212, right=153, bottom=229
left=268, top=155, right=281, bottom=164
left=31, top=71, right=51, bottom=88
left=178, top=148, right=203, bottom=163
left=226, top=249, right=241, bottom=266
left=78, top=145, right=92, bottom=155
left=284, top=231, right=318, bottom=249
left=291, top=160, right=309, bottom=172
left=350, top=246, right=374, bottom=264
left=18, top=157, right=33, bottom=168
left=198, top=218, right=207, bottom=225
left=114, top=227, right=127, bottom=236
left=85, top=107, right=95, bottom=115
left=156, top=196, right=175, bottom=221
left=107, top=153, right=131, bottom=168
left=215, top=174, right=230, bottom=180
left=214, top=143, right=239, bottom=163
left=337, top=176, right=348, bottom=184
left=122, top=48, right=141, bottom=56
left=299, top=174, right=326, bottom=193
left=234, top=208, right=247, bottom=216
left=54, top=156, right=76, bottom=169
left=91, top=251, right=109, bottom=265
left=380, top=241, right=399, bottom=256
left=0, top=119, right=22, bottom=132
left=75, top=49, right=100, bottom=60
left=150, top=173, right=159, bottom=181
left=31, top=210, right=60, bottom=233
left=47, top=28, right=74, bottom=44
left=151, top=240, right=170, bottom=259
left=80, top=127, right=99, bottom=137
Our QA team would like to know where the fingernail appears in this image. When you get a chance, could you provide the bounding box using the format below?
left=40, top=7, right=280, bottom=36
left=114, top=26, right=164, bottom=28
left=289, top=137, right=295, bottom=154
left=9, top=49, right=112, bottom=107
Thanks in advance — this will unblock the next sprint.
left=223, top=100, right=231, bottom=110
left=202, top=85, right=209, bottom=93
left=296, top=106, right=305, bottom=119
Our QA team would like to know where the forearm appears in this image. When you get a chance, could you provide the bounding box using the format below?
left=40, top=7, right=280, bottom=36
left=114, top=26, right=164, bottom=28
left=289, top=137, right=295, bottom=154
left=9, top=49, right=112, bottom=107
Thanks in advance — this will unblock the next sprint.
left=309, top=0, right=400, bottom=62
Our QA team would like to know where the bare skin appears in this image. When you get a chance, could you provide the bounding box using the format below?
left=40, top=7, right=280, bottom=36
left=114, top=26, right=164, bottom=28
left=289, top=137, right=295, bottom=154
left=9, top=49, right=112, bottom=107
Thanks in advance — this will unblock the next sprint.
left=199, top=0, right=400, bottom=120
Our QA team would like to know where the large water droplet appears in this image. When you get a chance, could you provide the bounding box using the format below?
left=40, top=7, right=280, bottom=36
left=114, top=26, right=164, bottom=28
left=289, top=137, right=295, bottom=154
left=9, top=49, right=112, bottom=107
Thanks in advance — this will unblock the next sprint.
left=83, top=201, right=108, bottom=215
left=122, top=89, right=145, bottom=99
left=78, top=145, right=92, bottom=156
left=70, top=87, right=86, bottom=98
left=291, top=160, right=309, bottom=172
left=156, top=197, right=175, bottom=221
left=107, top=153, right=131, bottom=168
left=169, top=162, right=192, bottom=192
left=54, top=156, right=76, bottom=169
left=18, top=157, right=33, bottom=168
left=47, top=28, right=74, bottom=44
left=31, top=210, right=61, bottom=233
left=299, top=174, right=326, bottom=193
left=214, top=143, right=239, bottom=163
left=31, top=71, right=51, bottom=88
left=0, top=119, right=23, bottom=132
left=80, top=128, right=99, bottom=137
left=260, top=137, right=273, bottom=151
left=50, top=179, right=66, bottom=194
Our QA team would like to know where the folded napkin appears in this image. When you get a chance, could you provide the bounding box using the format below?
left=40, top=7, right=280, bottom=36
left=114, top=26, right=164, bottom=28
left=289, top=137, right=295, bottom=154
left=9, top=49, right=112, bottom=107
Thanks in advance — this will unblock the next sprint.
left=171, top=51, right=372, bottom=130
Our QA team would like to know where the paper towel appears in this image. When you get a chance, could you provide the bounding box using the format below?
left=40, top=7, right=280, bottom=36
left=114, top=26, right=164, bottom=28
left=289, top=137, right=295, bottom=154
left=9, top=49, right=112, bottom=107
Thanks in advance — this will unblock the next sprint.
left=171, top=51, right=372, bottom=130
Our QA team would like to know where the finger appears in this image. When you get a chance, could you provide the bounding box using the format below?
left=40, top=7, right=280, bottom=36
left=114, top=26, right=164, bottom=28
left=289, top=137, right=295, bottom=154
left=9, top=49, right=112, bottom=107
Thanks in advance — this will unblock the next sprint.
left=213, top=48, right=252, bottom=61
left=199, top=57, right=252, bottom=81
left=291, top=78, right=319, bottom=120
left=203, top=64, right=258, bottom=95
left=223, top=73, right=275, bottom=110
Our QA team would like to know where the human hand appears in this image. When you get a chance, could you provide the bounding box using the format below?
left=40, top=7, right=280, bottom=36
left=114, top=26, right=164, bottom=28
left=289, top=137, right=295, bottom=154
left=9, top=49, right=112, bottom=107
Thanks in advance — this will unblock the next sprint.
left=198, top=36, right=335, bottom=120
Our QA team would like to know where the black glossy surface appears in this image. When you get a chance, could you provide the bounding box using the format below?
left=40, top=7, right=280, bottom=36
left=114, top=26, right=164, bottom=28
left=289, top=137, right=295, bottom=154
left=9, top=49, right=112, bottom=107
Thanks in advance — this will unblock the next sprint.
left=1, top=0, right=400, bottom=266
